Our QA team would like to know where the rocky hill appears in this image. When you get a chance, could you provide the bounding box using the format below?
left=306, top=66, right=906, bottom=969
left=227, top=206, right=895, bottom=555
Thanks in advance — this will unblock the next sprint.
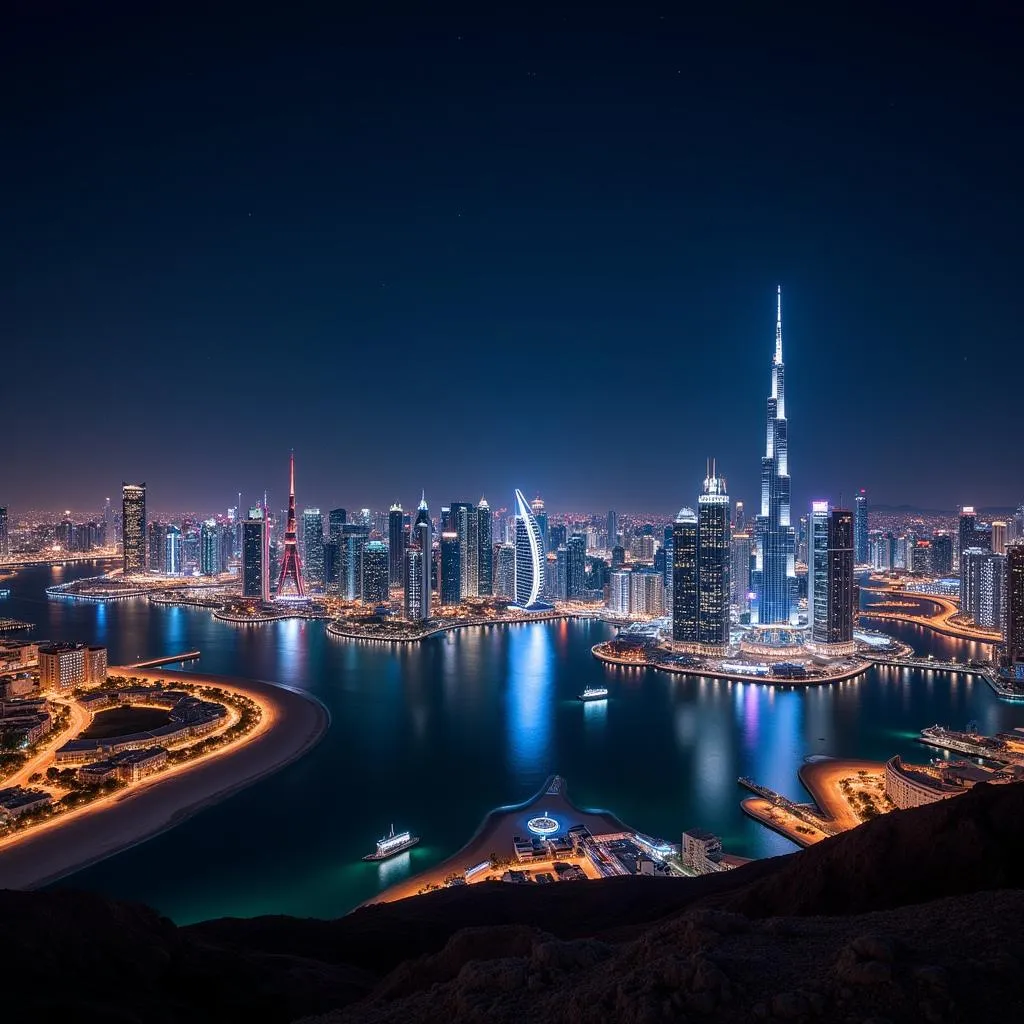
left=3, top=782, right=1024, bottom=1022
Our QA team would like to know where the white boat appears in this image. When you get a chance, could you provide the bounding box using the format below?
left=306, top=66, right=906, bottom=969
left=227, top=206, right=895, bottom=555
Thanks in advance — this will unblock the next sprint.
left=578, top=686, right=609, bottom=702
left=363, top=825, right=420, bottom=861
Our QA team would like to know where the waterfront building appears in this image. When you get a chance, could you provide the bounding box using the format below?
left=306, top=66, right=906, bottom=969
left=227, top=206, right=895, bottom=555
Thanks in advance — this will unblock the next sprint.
left=0, top=506, right=7, bottom=557
left=753, top=288, right=796, bottom=624
left=672, top=507, right=699, bottom=644
left=1005, top=542, right=1024, bottom=674
left=630, top=568, right=664, bottom=617
left=697, top=469, right=731, bottom=653
left=931, top=533, right=954, bottom=577
left=681, top=829, right=733, bottom=875
left=388, top=504, right=405, bottom=587
left=514, top=489, right=546, bottom=609
left=414, top=493, right=432, bottom=619
left=39, top=643, right=106, bottom=691
left=242, top=507, right=269, bottom=601
left=327, top=508, right=346, bottom=595
left=883, top=756, right=1013, bottom=810
left=566, top=534, right=586, bottom=599
left=810, top=502, right=830, bottom=644
left=730, top=531, right=751, bottom=616
left=992, top=520, right=1008, bottom=556
left=302, top=508, right=325, bottom=590
left=147, top=521, right=166, bottom=572
left=826, top=507, right=855, bottom=647
left=121, top=482, right=146, bottom=574
left=496, top=543, right=515, bottom=598
left=199, top=519, right=219, bottom=576
left=275, top=453, right=304, bottom=598
left=961, top=547, right=1005, bottom=629
left=362, top=540, right=389, bottom=603
left=854, top=489, right=869, bottom=564
left=608, top=569, right=632, bottom=615
left=440, top=531, right=461, bottom=606
left=449, top=502, right=479, bottom=598
left=340, top=524, right=368, bottom=601
left=404, top=548, right=425, bottom=621
left=477, top=498, right=493, bottom=596
left=162, top=525, right=181, bottom=575
left=909, top=538, right=932, bottom=575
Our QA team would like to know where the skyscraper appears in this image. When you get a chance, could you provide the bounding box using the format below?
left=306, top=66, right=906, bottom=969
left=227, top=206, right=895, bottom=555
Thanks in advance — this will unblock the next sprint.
left=362, top=540, right=389, bottom=603
left=0, top=506, right=8, bottom=558
left=827, top=507, right=855, bottom=647
left=477, top=498, right=493, bottom=596
left=496, top=543, right=515, bottom=598
left=340, top=524, right=368, bottom=600
left=147, top=521, right=166, bottom=572
left=698, top=469, right=731, bottom=652
left=388, top=504, right=405, bottom=587
left=854, top=489, right=869, bottom=564
left=531, top=496, right=548, bottom=555
left=449, top=502, right=478, bottom=597
left=730, top=531, right=752, bottom=616
left=1004, top=542, right=1024, bottom=676
left=404, top=548, right=425, bottom=621
left=753, top=288, right=796, bottom=624
left=164, top=525, right=182, bottom=576
left=514, top=489, right=546, bottom=609
left=566, top=534, right=586, bottom=599
left=200, top=519, right=220, bottom=576
left=672, top=508, right=699, bottom=645
left=440, top=531, right=461, bottom=605
left=242, top=506, right=269, bottom=601
left=607, top=510, right=618, bottom=550
left=958, top=506, right=978, bottom=569
left=992, top=521, right=1008, bottom=556
left=302, top=508, right=324, bottom=591
left=810, top=502, right=830, bottom=644
left=121, top=483, right=146, bottom=575
left=275, top=453, right=304, bottom=598
left=414, top=493, right=432, bottom=619
left=734, top=501, right=745, bottom=534
left=931, top=532, right=954, bottom=577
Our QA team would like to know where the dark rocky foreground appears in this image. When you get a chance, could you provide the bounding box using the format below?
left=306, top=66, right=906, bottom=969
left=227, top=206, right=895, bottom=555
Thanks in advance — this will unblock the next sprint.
left=4, top=782, right=1024, bottom=1022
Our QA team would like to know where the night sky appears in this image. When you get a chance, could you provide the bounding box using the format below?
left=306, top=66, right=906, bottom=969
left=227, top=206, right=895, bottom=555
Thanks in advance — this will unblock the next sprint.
left=4, top=5, right=1022, bottom=516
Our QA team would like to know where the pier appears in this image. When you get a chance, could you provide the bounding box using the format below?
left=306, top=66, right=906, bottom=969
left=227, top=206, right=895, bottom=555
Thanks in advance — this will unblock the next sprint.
left=868, top=655, right=1024, bottom=702
left=125, top=651, right=202, bottom=669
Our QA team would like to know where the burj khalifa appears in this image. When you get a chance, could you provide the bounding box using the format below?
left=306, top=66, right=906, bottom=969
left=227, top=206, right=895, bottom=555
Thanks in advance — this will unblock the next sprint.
left=753, top=287, right=797, bottom=625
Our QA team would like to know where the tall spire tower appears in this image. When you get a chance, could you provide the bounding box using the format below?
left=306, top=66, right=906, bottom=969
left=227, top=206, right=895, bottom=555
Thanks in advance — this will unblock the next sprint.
left=276, top=450, right=305, bottom=598
left=753, top=286, right=796, bottom=624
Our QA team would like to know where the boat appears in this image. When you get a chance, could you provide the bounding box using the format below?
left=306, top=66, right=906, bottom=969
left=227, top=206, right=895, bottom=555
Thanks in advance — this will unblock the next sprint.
left=578, top=686, right=609, bottom=702
left=363, top=825, right=420, bottom=861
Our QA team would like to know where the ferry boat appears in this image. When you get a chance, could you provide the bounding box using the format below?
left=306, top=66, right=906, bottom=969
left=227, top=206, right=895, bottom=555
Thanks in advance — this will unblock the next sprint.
left=363, top=825, right=420, bottom=861
left=578, top=686, right=609, bottom=702
left=0, top=589, right=10, bottom=599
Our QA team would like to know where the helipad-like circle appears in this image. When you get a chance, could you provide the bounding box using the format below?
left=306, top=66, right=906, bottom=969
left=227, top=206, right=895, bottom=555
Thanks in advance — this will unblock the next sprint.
left=527, top=815, right=559, bottom=836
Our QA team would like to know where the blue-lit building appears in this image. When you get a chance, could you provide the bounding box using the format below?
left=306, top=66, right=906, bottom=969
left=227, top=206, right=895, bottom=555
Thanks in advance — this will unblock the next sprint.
left=477, top=498, right=493, bottom=596
left=854, top=489, right=869, bottom=564
left=753, top=288, right=797, bottom=624
left=440, top=531, right=461, bottom=605
left=514, top=488, right=547, bottom=609
left=200, top=519, right=220, bottom=576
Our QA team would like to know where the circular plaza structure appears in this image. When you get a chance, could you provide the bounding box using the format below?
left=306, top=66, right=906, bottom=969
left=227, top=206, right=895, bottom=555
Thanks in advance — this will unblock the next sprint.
left=527, top=815, right=560, bottom=836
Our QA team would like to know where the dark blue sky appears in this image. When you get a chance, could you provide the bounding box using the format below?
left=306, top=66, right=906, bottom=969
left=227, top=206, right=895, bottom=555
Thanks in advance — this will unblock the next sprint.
left=4, top=4, right=1022, bottom=516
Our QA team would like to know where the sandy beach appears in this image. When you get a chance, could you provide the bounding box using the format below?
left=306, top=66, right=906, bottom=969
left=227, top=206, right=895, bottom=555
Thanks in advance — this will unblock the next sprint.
left=368, top=774, right=628, bottom=905
left=0, top=668, right=329, bottom=890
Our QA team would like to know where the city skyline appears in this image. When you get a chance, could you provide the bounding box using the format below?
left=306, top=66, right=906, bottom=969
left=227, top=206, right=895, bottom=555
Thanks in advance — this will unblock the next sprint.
left=4, top=9, right=1022, bottom=512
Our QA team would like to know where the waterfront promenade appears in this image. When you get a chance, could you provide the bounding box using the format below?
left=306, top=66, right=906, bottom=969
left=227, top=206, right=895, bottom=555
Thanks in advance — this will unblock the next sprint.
left=0, top=667, right=329, bottom=890
left=366, top=775, right=626, bottom=904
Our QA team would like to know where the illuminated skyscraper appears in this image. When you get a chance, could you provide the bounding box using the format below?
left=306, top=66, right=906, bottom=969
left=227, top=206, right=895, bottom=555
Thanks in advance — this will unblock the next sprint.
left=531, top=496, right=548, bottom=555
left=698, top=469, right=730, bottom=652
left=958, top=506, right=978, bottom=568
left=566, top=534, right=586, bottom=599
left=362, top=540, right=389, bottom=603
left=734, top=501, right=745, bottom=534
left=121, top=483, right=146, bottom=575
left=477, top=498, right=493, bottom=596
left=440, top=531, right=461, bottom=605
left=200, top=519, right=220, bottom=576
left=414, top=493, right=432, bottom=619
left=388, top=504, right=405, bottom=586
left=496, top=543, right=515, bottom=598
left=147, top=521, right=166, bottom=572
left=404, top=548, right=425, bottom=620
left=450, top=502, right=479, bottom=597
left=302, top=508, right=324, bottom=590
left=1005, top=542, right=1024, bottom=675
left=730, top=531, right=751, bottom=616
left=753, top=288, right=796, bottom=624
left=514, top=489, right=546, bottom=609
left=672, top=508, right=698, bottom=644
left=242, top=506, right=269, bottom=601
left=162, top=525, right=181, bottom=576
left=810, top=501, right=830, bottom=643
left=854, top=489, right=869, bottom=564
left=992, top=520, right=1008, bottom=556
left=826, top=507, right=855, bottom=646
left=607, top=510, right=618, bottom=550
left=931, top=532, right=954, bottom=576
left=0, top=506, right=8, bottom=557
left=340, top=524, right=368, bottom=600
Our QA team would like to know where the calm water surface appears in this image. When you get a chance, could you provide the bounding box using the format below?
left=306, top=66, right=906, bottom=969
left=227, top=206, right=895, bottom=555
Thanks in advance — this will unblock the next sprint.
left=6, top=562, right=1020, bottom=923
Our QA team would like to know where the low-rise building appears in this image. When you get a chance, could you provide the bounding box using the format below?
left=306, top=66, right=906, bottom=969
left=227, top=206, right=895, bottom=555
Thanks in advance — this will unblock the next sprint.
left=883, top=755, right=1018, bottom=809
left=38, top=643, right=108, bottom=691
left=0, top=698, right=52, bottom=746
left=0, top=786, right=52, bottom=820
left=78, top=746, right=169, bottom=785
left=681, top=828, right=733, bottom=874
left=0, top=672, right=37, bottom=698
left=0, top=641, right=39, bottom=672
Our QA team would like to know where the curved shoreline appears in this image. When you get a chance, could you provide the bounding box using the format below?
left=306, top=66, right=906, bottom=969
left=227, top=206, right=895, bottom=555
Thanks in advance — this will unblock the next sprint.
left=328, top=610, right=601, bottom=644
left=591, top=644, right=873, bottom=687
left=364, top=774, right=628, bottom=906
left=0, top=669, right=329, bottom=891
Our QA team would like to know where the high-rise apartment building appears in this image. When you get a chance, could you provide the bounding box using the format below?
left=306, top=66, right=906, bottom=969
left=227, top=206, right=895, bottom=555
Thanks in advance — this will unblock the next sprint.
left=730, top=531, right=751, bottom=615
left=607, top=510, right=618, bottom=550
left=302, top=508, right=324, bottom=590
left=854, top=489, right=869, bottom=564
left=566, top=534, right=586, bottom=599
left=440, top=531, right=461, bottom=605
left=242, top=506, right=269, bottom=602
left=200, top=519, right=220, bottom=576
left=362, top=541, right=389, bottom=603
left=753, top=288, right=796, bottom=624
left=121, top=483, right=146, bottom=574
left=340, top=524, right=368, bottom=600
left=991, top=521, right=1008, bottom=556
left=608, top=569, right=631, bottom=615
left=496, top=543, right=515, bottom=598
left=826, top=507, right=855, bottom=646
left=672, top=508, right=699, bottom=644
left=450, top=502, right=479, bottom=598
left=404, top=548, right=425, bottom=621
left=1004, top=542, right=1024, bottom=676
left=0, top=506, right=9, bottom=557
left=810, top=502, right=831, bottom=644
left=164, top=525, right=181, bottom=575
left=414, top=494, right=432, bottom=619
left=698, top=470, right=730, bottom=652
left=958, top=506, right=978, bottom=568
left=388, top=504, right=405, bottom=587
left=931, top=533, right=954, bottom=576
left=147, top=521, right=166, bottom=572
left=477, top=498, right=493, bottom=596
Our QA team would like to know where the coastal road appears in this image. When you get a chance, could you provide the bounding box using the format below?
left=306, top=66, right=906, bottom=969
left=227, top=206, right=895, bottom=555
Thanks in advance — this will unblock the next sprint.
left=5, top=698, right=92, bottom=789
left=0, top=670, right=329, bottom=891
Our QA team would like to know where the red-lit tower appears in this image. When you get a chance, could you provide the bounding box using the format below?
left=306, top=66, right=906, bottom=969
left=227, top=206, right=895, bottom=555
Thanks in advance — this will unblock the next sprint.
left=276, top=451, right=305, bottom=598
